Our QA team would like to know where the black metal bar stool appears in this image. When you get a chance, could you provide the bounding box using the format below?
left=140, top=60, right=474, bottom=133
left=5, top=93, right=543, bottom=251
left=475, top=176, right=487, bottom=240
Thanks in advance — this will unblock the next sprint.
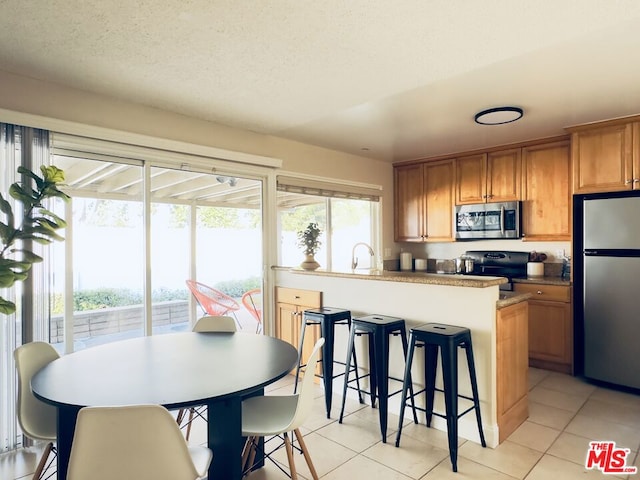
left=395, top=323, right=486, bottom=472
left=339, top=314, right=417, bottom=442
left=294, top=307, right=362, bottom=418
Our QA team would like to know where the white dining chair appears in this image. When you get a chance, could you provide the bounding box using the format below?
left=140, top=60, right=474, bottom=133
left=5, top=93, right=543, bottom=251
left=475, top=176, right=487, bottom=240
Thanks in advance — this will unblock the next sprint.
left=241, top=337, right=325, bottom=480
left=192, top=314, right=238, bottom=333
left=14, top=341, right=60, bottom=480
left=67, top=404, right=212, bottom=480
left=177, top=315, right=238, bottom=440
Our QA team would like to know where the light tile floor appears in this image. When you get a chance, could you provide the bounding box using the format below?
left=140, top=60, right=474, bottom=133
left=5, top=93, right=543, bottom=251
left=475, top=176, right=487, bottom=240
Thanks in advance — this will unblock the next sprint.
left=3, top=367, right=640, bottom=479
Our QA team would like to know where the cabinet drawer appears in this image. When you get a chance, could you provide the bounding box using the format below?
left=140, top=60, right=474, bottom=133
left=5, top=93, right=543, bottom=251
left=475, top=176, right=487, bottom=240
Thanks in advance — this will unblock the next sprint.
left=275, top=287, right=322, bottom=308
left=514, top=283, right=571, bottom=303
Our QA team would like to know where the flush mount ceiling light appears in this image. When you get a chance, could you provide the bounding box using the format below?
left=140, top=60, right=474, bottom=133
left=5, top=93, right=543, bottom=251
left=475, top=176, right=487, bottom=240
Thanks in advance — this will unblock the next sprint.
left=474, top=106, right=524, bottom=125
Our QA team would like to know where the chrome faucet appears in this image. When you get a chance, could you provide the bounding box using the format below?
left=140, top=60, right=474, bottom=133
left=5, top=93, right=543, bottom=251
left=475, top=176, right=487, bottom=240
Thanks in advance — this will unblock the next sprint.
left=351, top=242, right=374, bottom=270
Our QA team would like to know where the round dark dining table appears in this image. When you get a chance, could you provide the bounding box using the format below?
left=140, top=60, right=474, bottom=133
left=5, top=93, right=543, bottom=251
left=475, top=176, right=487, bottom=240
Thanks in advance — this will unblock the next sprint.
left=32, top=331, right=298, bottom=480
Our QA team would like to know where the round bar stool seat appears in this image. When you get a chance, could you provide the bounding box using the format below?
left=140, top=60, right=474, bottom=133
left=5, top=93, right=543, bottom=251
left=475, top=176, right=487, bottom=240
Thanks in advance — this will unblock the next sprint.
left=294, top=307, right=361, bottom=418
left=395, top=322, right=486, bottom=472
left=339, top=314, right=417, bottom=442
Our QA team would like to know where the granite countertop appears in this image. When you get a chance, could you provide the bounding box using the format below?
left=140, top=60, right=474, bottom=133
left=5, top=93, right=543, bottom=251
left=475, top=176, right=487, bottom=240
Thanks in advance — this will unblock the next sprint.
left=278, top=267, right=508, bottom=288
left=496, top=291, right=532, bottom=309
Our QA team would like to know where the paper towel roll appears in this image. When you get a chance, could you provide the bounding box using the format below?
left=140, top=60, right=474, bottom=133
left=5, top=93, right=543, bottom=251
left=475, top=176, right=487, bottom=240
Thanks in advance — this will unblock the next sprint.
left=400, top=252, right=413, bottom=271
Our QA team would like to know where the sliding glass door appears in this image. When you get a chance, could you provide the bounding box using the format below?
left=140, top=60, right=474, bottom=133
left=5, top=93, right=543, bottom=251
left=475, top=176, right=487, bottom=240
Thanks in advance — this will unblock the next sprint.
left=50, top=155, right=264, bottom=352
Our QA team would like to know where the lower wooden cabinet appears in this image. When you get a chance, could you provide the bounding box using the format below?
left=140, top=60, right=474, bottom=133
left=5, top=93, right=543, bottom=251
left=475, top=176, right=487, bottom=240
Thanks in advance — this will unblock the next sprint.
left=275, top=287, right=322, bottom=372
left=513, top=283, right=573, bottom=374
left=496, top=301, right=529, bottom=443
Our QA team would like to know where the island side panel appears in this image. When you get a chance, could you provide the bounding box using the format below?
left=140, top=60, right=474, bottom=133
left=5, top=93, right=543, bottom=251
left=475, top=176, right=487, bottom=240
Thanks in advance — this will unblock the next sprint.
left=275, top=269, right=500, bottom=448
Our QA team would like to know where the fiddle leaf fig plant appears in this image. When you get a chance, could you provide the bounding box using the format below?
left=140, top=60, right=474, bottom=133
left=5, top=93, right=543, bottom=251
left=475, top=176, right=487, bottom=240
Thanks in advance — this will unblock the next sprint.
left=0, top=165, right=70, bottom=314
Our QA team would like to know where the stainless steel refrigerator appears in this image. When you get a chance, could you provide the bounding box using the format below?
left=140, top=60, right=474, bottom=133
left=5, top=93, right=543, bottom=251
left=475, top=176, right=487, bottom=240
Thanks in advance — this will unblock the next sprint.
left=574, top=191, right=640, bottom=389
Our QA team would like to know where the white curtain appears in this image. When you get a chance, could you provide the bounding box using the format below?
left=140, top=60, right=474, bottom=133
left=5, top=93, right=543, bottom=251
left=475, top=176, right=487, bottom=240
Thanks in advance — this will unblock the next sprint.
left=0, top=123, right=51, bottom=452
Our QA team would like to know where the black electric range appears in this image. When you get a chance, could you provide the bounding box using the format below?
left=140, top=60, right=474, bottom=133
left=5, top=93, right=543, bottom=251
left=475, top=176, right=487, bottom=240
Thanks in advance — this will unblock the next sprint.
left=464, top=250, right=530, bottom=291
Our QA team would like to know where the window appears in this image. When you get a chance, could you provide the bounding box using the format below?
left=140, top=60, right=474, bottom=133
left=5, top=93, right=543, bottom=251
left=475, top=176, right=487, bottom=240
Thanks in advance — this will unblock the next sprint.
left=277, top=175, right=381, bottom=271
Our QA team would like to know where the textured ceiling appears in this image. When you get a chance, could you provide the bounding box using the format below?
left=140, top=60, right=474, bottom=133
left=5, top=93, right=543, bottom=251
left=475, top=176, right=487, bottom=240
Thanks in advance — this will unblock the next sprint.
left=1, top=1, right=640, bottom=162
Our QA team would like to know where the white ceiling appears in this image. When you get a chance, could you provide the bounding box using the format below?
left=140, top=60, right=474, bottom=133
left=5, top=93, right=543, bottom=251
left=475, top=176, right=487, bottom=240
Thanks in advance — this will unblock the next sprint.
left=1, top=1, right=640, bottom=163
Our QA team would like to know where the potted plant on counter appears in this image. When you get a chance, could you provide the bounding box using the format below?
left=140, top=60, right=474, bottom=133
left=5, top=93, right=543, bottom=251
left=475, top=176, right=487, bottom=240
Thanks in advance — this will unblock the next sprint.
left=0, top=165, right=69, bottom=314
left=297, top=222, right=321, bottom=271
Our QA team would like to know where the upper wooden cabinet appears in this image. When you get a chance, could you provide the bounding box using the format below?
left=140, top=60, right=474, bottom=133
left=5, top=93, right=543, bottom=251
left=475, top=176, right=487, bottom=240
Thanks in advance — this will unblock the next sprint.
left=521, top=141, right=571, bottom=241
left=571, top=121, right=640, bottom=194
left=456, top=149, right=521, bottom=205
left=394, top=159, right=454, bottom=242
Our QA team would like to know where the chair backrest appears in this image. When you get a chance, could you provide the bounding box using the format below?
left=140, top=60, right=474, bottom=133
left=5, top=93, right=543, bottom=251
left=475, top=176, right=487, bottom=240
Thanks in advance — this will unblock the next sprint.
left=241, top=289, right=262, bottom=331
left=288, top=337, right=325, bottom=431
left=193, top=315, right=237, bottom=333
left=186, top=280, right=240, bottom=316
left=67, top=404, right=212, bottom=480
left=13, top=341, right=59, bottom=441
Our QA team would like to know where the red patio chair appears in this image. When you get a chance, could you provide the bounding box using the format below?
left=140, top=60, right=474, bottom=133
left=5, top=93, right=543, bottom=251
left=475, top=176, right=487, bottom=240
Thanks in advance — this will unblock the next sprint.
left=241, top=289, right=262, bottom=333
left=186, top=280, right=241, bottom=328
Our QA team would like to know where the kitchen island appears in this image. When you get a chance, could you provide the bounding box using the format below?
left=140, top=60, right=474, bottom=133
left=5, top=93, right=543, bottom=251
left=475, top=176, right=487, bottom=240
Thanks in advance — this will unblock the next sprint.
left=274, top=267, right=529, bottom=448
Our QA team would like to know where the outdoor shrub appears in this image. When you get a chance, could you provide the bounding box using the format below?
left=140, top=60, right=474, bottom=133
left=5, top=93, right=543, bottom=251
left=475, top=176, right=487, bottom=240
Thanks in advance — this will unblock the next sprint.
left=50, top=280, right=257, bottom=314
left=213, top=277, right=261, bottom=298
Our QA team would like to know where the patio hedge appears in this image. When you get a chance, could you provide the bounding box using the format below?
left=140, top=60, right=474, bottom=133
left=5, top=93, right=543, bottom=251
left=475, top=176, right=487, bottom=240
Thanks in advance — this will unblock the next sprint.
left=51, top=276, right=261, bottom=313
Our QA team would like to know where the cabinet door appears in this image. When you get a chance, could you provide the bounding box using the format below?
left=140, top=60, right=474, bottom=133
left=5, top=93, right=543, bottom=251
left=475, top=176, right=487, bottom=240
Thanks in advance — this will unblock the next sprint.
left=424, top=159, right=455, bottom=241
left=496, top=301, right=529, bottom=443
left=394, top=164, right=425, bottom=242
left=572, top=123, right=633, bottom=193
left=455, top=154, right=487, bottom=205
left=527, top=301, right=572, bottom=367
left=487, top=148, right=521, bottom=202
left=275, top=302, right=298, bottom=349
left=521, top=141, right=571, bottom=241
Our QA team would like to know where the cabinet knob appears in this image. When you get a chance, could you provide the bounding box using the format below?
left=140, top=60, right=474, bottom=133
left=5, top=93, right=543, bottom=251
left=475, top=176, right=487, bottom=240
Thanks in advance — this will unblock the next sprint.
left=634, top=178, right=640, bottom=183
left=626, top=179, right=633, bottom=185
left=536, top=290, right=543, bottom=295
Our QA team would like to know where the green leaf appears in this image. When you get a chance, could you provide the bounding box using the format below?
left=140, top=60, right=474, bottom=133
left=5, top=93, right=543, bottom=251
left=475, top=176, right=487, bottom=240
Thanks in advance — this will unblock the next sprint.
left=36, top=208, right=67, bottom=227
left=0, top=298, right=16, bottom=315
left=12, top=249, right=43, bottom=263
left=41, top=165, right=66, bottom=183
left=9, top=184, right=37, bottom=205
left=0, top=271, right=17, bottom=287
left=0, top=224, right=11, bottom=244
left=0, top=258, right=33, bottom=273
left=18, top=225, right=65, bottom=241
left=18, top=165, right=45, bottom=189
left=42, top=185, right=71, bottom=202
left=12, top=271, right=29, bottom=281
left=0, top=193, right=14, bottom=227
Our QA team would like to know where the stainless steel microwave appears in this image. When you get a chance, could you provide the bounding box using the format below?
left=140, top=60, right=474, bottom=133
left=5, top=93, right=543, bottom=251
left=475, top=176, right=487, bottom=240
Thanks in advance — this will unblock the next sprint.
left=454, top=201, right=521, bottom=240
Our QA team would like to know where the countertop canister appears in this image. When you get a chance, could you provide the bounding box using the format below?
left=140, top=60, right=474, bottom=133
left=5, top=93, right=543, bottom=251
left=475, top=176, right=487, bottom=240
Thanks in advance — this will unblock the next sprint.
left=400, top=252, right=413, bottom=271
left=415, top=258, right=427, bottom=271
left=527, top=262, right=544, bottom=277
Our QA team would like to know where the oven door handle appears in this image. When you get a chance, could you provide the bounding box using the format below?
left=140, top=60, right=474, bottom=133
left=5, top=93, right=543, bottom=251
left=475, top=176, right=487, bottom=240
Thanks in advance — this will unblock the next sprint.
left=500, top=205, right=505, bottom=236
